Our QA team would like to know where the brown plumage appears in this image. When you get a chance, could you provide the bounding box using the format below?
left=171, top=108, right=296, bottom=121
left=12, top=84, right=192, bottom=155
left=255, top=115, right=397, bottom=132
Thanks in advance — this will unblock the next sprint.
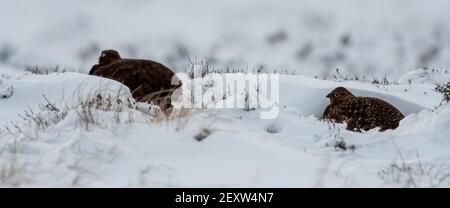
left=323, top=87, right=404, bottom=132
left=89, top=49, right=181, bottom=109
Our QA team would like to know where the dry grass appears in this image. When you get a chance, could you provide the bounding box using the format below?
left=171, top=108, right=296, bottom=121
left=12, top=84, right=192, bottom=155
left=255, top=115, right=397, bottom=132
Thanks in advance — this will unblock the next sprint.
left=0, top=139, right=29, bottom=187
left=0, top=85, right=197, bottom=187
left=379, top=143, right=450, bottom=188
left=325, top=122, right=357, bottom=152
left=71, top=86, right=194, bottom=131
left=435, top=82, right=450, bottom=104
left=1, top=83, right=196, bottom=137
left=25, top=65, right=75, bottom=75
left=324, top=68, right=398, bottom=85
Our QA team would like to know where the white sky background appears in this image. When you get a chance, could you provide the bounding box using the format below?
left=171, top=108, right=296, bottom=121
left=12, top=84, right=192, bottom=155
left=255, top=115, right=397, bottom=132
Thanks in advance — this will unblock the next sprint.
left=1, top=0, right=450, bottom=78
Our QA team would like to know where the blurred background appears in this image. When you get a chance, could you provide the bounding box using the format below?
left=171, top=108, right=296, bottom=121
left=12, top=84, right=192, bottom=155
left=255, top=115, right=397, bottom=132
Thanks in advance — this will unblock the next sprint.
left=0, top=0, right=450, bottom=78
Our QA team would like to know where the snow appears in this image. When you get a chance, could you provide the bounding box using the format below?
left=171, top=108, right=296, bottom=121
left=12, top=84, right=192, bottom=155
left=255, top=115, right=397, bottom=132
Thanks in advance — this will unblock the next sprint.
left=278, top=75, right=436, bottom=117
left=0, top=71, right=449, bottom=187
left=1, top=0, right=450, bottom=78
left=0, top=0, right=450, bottom=187
left=0, top=72, right=131, bottom=123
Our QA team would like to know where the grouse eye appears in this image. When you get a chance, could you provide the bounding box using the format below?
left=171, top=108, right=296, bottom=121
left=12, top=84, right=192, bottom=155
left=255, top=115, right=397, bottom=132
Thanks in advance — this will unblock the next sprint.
left=101, top=53, right=106, bottom=58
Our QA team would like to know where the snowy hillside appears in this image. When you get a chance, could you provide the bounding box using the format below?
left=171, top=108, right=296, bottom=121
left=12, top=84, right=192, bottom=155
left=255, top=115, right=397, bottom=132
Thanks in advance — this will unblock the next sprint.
left=0, top=70, right=449, bottom=187
left=1, top=0, right=450, bottom=78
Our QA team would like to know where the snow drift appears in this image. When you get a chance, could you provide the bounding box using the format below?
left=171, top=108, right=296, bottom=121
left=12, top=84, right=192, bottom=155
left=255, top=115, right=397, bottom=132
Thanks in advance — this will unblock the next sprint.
left=0, top=71, right=449, bottom=187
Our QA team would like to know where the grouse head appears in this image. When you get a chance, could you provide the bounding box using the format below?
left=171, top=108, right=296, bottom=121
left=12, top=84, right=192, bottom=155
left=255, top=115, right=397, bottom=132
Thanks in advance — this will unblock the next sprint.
left=326, top=87, right=355, bottom=104
left=98, top=49, right=122, bottom=65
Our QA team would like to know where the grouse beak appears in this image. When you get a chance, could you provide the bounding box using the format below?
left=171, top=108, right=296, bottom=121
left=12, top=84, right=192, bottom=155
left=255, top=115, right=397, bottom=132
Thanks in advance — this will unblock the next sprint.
left=326, top=93, right=331, bottom=98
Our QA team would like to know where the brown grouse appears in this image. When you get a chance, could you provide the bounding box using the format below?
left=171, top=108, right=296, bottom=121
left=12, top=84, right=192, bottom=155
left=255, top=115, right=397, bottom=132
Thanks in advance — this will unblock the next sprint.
left=89, top=49, right=181, bottom=109
left=323, top=87, right=404, bottom=132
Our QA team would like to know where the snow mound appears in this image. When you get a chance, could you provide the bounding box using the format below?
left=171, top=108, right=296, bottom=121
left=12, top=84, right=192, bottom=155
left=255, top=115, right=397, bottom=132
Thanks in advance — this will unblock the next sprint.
left=0, top=71, right=449, bottom=187
left=0, top=72, right=132, bottom=124
left=398, top=69, right=450, bottom=85
left=279, top=75, right=431, bottom=118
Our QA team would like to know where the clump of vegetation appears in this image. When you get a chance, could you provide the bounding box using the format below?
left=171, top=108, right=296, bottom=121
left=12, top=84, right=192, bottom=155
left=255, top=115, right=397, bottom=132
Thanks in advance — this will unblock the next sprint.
left=330, top=68, right=398, bottom=85
left=0, top=154, right=28, bottom=187
left=325, top=123, right=357, bottom=152
left=0, top=86, right=14, bottom=99
left=435, top=82, right=450, bottom=104
left=194, top=128, right=212, bottom=142
left=333, top=139, right=356, bottom=152
left=25, top=65, right=74, bottom=75
left=379, top=148, right=450, bottom=188
left=14, top=95, right=67, bottom=132
left=185, top=56, right=296, bottom=79
left=266, top=124, right=279, bottom=134
left=3, top=86, right=194, bottom=135
left=71, top=87, right=192, bottom=130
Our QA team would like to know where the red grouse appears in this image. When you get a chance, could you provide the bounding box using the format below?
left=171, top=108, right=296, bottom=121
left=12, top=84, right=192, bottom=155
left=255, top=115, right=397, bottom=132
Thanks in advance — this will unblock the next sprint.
left=89, top=49, right=181, bottom=109
left=323, top=87, right=404, bottom=132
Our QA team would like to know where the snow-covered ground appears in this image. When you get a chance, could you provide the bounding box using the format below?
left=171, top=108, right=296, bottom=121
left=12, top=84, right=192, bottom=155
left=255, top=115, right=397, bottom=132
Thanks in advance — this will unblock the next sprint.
left=0, top=70, right=449, bottom=187
left=1, top=0, right=450, bottom=187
